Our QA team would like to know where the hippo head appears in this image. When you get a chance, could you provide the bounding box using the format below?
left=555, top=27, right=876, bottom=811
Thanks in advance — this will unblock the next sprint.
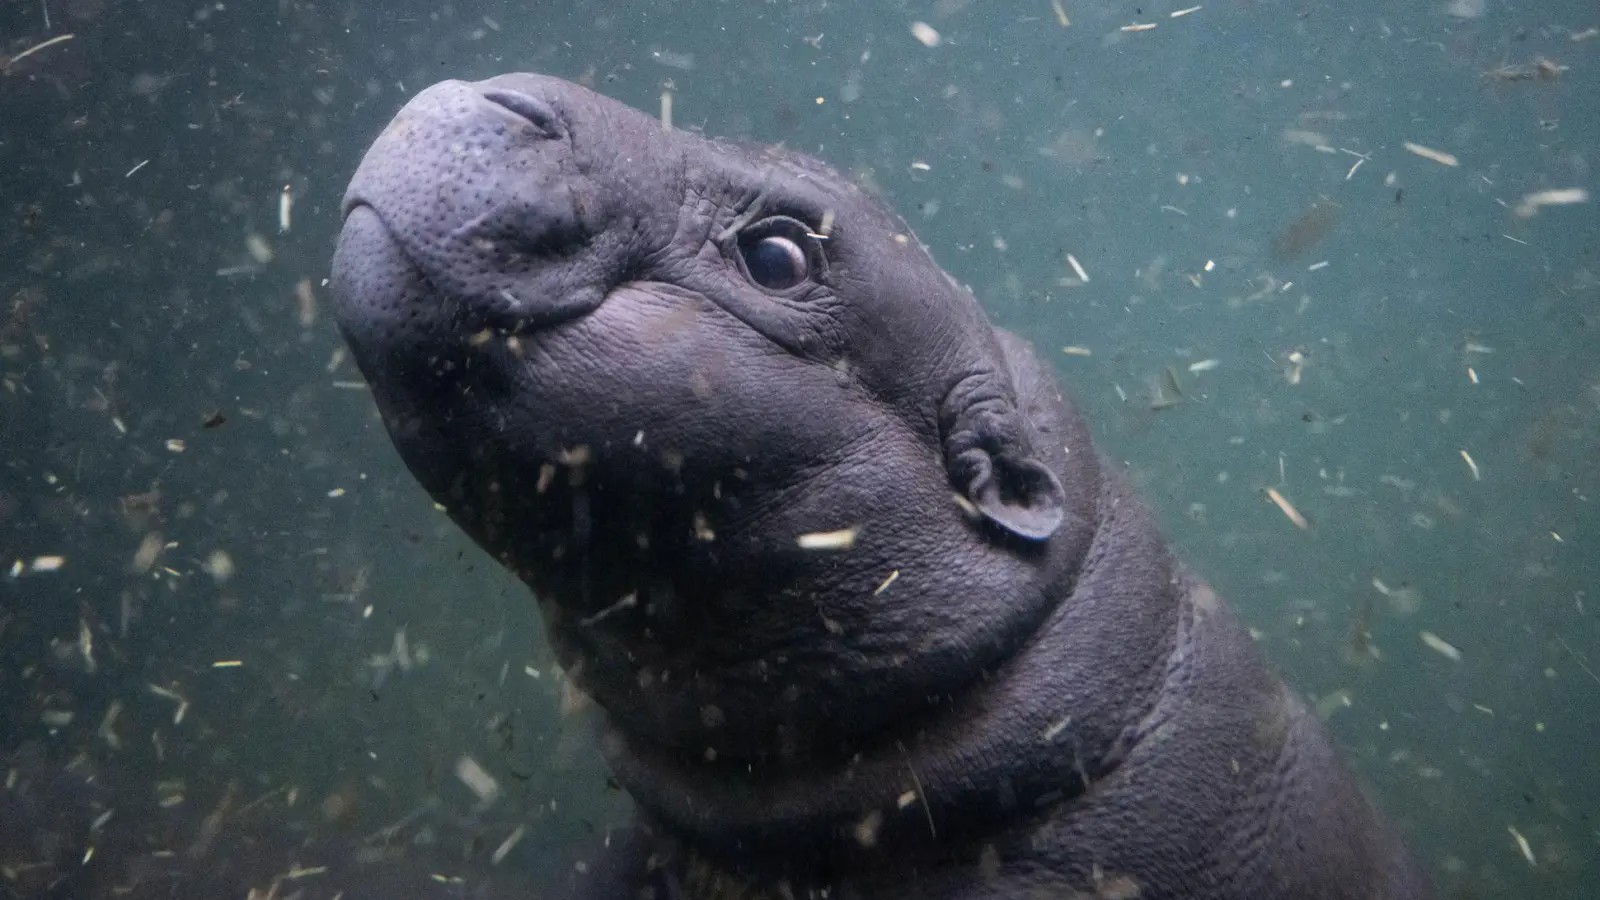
left=331, top=74, right=1085, bottom=770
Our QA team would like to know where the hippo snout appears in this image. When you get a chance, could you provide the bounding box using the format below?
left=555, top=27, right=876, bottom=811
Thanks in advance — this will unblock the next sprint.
left=333, top=77, right=612, bottom=345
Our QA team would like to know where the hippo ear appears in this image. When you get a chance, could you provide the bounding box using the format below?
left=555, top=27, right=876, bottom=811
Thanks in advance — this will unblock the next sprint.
left=953, top=446, right=1067, bottom=541
left=942, top=369, right=1068, bottom=541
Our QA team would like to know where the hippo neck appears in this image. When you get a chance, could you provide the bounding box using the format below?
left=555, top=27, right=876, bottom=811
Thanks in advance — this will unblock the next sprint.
left=602, top=471, right=1181, bottom=870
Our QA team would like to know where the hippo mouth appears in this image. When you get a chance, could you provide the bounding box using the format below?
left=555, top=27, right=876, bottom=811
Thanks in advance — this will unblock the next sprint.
left=336, top=206, right=599, bottom=339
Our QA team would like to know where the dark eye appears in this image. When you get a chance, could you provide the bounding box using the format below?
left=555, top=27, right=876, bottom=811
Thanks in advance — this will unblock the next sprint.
left=738, top=228, right=812, bottom=290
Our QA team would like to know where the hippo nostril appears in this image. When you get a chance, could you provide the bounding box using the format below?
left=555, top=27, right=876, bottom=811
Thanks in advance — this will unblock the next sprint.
left=481, top=88, right=564, bottom=138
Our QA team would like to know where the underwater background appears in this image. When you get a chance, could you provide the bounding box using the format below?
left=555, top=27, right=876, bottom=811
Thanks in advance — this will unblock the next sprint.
left=1, top=1, right=1596, bottom=897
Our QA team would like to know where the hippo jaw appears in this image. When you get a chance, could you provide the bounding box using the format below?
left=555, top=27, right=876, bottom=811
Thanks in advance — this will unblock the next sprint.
left=331, top=74, right=1073, bottom=768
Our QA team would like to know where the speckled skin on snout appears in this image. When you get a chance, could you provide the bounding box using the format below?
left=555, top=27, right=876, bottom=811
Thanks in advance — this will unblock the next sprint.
left=331, top=73, right=1434, bottom=900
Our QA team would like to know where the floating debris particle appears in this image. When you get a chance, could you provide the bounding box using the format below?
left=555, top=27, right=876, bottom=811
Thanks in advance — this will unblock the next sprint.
left=1485, top=57, right=1568, bottom=82
left=156, top=781, right=185, bottom=810
left=296, top=278, right=317, bottom=327
left=873, top=570, right=900, bottom=595
left=577, top=592, right=637, bottom=628
left=211, top=660, right=242, bottom=668
left=854, top=809, right=883, bottom=848
left=659, top=91, right=672, bottom=130
left=1065, top=253, right=1090, bottom=283
left=1344, top=594, right=1379, bottom=666
left=1284, top=349, right=1307, bottom=385
left=165, top=438, right=186, bottom=453
left=798, top=526, right=861, bottom=550
left=1314, top=688, right=1354, bottom=719
left=454, top=755, right=500, bottom=808
left=245, top=233, right=274, bottom=264
left=1187, top=359, right=1219, bottom=373
left=1265, top=487, right=1309, bottom=530
left=1120, top=22, right=1157, bottom=32
left=1050, top=0, right=1070, bottom=27
left=910, top=22, right=941, bottom=47
left=129, top=531, right=165, bottom=573
left=2, top=33, right=76, bottom=71
left=99, top=701, right=123, bottom=749
left=1272, top=202, right=1339, bottom=261
left=79, top=617, right=95, bottom=673
left=1162, top=365, right=1185, bottom=399
left=1170, top=6, right=1202, bottom=17
left=1459, top=449, right=1480, bottom=481
left=149, top=682, right=191, bottom=724
left=1419, top=631, right=1462, bottom=662
left=1508, top=825, right=1536, bottom=866
left=1148, top=392, right=1181, bottom=412
left=1062, top=345, right=1093, bottom=356
left=392, top=627, right=412, bottom=671
left=30, top=555, right=66, bottom=573
left=1513, top=187, right=1588, bottom=218
left=278, top=185, right=293, bottom=233
left=1371, top=577, right=1422, bottom=616
left=1281, top=129, right=1330, bottom=149
left=202, top=550, right=235, bottom=583
left=1554, top=634, right=1600, bottom=686
left=1403, top=142, right=1458, bottom=167
left=1041, top=715, right=1072, bottom=741
left=1147, top=367, right=1183, bottom=410
left=649, top=48, right=695, bottom=71
left=492, top=825, right=526, bottom=865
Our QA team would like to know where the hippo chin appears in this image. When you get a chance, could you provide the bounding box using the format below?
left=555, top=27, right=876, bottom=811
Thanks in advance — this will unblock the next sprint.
left=331, top=73, right=1433, bottom=900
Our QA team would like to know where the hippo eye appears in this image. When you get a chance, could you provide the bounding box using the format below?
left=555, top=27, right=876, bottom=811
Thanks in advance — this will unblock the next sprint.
left=735, top=217, right=820, bottom=291
left=743, top=236, right=808, bottom=289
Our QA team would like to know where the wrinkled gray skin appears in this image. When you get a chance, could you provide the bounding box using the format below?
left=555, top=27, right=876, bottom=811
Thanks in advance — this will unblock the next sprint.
left=331, top=74, right=1434, bottom=900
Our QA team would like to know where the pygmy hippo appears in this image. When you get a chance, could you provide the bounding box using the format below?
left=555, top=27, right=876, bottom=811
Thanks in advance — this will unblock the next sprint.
left=331, top=73, right=1434, bottom=900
